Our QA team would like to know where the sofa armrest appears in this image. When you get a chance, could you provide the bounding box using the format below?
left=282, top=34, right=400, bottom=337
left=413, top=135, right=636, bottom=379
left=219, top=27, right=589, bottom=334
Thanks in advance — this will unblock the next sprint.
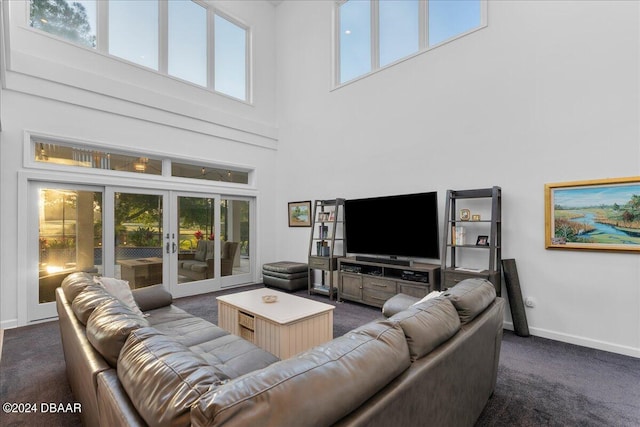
left=382, top=293, right=420, bottom=318
left=132, top=285, right=172, bottom=312
left=97, top=370, right=146, bottom=427
left=206, top=258, right=215, bottom=279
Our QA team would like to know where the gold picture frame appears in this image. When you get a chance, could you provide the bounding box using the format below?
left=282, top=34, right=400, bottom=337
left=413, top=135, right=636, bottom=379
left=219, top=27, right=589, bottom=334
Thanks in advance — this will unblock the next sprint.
left=545, top=176, right=640, bottom=252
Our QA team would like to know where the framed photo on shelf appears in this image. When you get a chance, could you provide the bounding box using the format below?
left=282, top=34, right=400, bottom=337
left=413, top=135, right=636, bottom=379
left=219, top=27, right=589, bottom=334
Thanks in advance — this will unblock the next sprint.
left=544, top=176, right=640, bottom=252
left=288, top=201, right=312, bottom=227
left=460, top=209, right=471, bottom=221
left=476, top=235, right=489, bottom=246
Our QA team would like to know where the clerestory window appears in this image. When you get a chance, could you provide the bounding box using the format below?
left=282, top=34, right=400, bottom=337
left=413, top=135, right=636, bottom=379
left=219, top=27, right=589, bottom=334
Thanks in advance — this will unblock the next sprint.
left=336, top=0, right=485, bottom=85
left=28, top=0, right=250, bottom=101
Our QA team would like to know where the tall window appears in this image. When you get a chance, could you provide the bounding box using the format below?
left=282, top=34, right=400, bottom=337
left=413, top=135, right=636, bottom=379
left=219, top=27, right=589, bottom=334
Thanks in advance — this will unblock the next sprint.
left=339, top=0, right=371, bottom=84
left=379, top=0, right=419, bottom=67
left=28, top=0, right=250, bottom=102
left=168, top=1, right=208, bottom=86
left=109, top=0, right=159, bottom=70
left=214, top=14, right=248, bottom=101
left=428, top=0, right=482, bottom=46
left=29, top=0, right=97, bottom=48
left=337, top=0, right=485, bottom=85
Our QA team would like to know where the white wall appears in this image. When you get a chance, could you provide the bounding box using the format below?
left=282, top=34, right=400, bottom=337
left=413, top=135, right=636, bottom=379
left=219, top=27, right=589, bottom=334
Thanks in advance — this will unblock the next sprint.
left=0, top=0, right=279, bottom=328
left=275, top=1, right=640, bottom=357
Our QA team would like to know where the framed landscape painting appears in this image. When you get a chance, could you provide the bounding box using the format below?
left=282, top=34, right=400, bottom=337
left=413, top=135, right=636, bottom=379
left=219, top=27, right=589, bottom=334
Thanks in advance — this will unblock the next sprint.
left=288, top=201, right=311, bottom=227
left=545, top=177, right=640, bottom=252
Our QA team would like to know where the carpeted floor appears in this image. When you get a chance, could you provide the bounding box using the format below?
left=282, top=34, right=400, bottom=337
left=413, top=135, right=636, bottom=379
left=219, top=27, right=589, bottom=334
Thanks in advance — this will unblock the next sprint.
left=1, top=285, right=639, bottom=426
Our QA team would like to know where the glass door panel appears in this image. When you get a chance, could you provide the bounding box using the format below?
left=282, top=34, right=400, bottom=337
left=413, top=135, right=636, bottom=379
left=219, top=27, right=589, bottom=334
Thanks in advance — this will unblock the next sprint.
left=114, top=192, right=164, bottom=288
left=38, top=188, right=103, bottom=303
left=220, top=198, right=252, bottom=286
left=177, top=196, right=216, bottom=284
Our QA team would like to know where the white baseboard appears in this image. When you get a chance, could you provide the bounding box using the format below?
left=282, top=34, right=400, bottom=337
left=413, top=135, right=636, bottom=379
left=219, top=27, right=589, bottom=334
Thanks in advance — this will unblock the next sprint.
left=503, top=321, right=640, bottom=359
left=0, top=319, right=18, bottom=330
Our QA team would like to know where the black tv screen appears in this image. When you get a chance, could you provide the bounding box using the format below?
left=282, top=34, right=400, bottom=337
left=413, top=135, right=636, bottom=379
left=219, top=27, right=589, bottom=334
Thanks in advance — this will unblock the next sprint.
left=345, top=192, right=440, bottom=259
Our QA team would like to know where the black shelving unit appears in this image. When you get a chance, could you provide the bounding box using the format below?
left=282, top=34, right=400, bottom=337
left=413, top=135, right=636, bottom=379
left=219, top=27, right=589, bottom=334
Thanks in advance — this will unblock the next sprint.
left=308, top=199, right=345, bottom=300
left=441, top=187, right=502, bottom=296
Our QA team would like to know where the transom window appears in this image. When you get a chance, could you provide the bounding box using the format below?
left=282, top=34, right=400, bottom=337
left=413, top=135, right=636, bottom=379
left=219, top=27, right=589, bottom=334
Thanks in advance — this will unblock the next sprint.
left=336, top=0, right=485, bottom=85
left=31, top=137, right=251, bottom=185
left=28, top=0, right=249, bottom=101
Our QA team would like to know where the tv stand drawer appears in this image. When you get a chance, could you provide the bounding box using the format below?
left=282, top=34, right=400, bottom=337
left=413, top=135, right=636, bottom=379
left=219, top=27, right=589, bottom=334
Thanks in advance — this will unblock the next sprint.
left=363, top=277, right=396, bottom=307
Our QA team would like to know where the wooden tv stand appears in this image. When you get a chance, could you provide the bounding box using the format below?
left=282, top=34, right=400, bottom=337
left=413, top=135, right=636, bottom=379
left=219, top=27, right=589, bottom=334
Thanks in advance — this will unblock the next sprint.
left=337, top=257, right=440, bottom=308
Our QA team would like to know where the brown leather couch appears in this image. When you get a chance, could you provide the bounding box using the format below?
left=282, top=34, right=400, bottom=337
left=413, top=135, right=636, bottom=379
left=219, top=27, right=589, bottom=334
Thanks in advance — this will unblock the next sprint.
left=56, top=274, right=504, bottom=427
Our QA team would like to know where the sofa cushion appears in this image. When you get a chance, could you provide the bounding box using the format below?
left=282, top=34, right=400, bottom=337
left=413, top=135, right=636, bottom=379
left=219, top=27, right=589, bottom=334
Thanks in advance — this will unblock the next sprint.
left=61, top=272, right=94, bottom=303
left=190, top=263, right=209, bottom=274
left=389, top=297, right=460, bottom=361
left=262, top=261, right=308, bottom=274
left=118, top=327, right=227, bottom=427
left=381, top=293, right=419, bottom=318
left=194, top=240, right=207, bottom=262
left=444, top=278, right=497, bottom=325
left=132, top=284, right=173, bottom=312
left=86, top=298, right=150, bottom=367
left=71, top=283, right=117, bottom=325
left=95, top=276, right=144, bottom=317
left=190, top=334, right=279, bottom=379
left=180, top=260, right=207, bottom=272
left=147, top=305, right=232, bottom=347
left=191, top=320, right=410, bottom=427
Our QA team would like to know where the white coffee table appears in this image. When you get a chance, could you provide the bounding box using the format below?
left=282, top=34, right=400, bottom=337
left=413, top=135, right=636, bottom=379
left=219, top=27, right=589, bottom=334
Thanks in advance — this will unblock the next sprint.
left=217, top=288, right=334, bottom=359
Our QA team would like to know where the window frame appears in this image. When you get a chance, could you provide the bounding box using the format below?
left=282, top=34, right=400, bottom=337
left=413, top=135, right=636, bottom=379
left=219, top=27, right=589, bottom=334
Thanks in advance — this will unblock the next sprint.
left=333, top=0, right=487, bottom=88
left=23, top=0, right=251, bottom=103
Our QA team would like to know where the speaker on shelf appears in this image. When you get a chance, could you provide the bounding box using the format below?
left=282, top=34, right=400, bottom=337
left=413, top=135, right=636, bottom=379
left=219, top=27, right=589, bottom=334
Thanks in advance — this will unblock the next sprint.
left=355, top=256, right=413, bottom=267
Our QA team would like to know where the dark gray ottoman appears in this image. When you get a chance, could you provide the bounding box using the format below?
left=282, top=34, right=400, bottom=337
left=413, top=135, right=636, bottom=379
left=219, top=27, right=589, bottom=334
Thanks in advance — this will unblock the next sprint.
left=262, top=261, right=308, bottom=292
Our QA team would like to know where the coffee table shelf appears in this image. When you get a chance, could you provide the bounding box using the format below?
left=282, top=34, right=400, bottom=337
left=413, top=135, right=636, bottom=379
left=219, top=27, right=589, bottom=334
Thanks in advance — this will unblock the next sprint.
left=217, top=288, right=334, bottom=359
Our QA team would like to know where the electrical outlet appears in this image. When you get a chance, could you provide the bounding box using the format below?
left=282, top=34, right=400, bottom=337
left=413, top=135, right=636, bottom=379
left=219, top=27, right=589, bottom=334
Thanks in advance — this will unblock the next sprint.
left=524, top=297, right=536, bottom=308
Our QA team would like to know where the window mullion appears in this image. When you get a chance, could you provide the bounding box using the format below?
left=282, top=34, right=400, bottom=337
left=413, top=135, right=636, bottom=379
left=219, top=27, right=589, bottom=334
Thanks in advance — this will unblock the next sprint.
left=96, top=0, right=109, bottom=53
left=208, top=9, right=215, bottom=91
left=420, top=0, right=428, bottom=50
left=158, top=0, right=168, bottom=74
left=371, top=0, right=379, bottom=71
left=245, top=24, right=251, bottom=103
left=333, top=4, right=341, bottom=87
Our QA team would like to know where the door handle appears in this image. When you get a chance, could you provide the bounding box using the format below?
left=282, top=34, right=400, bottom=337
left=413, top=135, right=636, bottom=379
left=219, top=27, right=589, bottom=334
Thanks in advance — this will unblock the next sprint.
left=166, top=242, right=170, bottom=254
left=172, top=242, right=177, bottom=253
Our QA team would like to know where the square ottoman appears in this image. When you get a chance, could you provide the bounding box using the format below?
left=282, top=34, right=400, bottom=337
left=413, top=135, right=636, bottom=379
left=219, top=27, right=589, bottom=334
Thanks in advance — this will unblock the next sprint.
left=262, top=261, right=309, bottom=292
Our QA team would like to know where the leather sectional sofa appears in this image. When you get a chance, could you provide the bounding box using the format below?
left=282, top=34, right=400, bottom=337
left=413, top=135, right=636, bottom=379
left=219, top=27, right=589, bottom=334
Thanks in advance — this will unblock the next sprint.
left=56, top=273, right=504, bottom=427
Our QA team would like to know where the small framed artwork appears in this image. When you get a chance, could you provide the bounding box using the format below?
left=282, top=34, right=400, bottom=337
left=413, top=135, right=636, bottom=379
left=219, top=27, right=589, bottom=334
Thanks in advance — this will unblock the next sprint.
left=460, top=209, right=471, bottom=221
left=288, top=201, right=312, bottom=227
left=471, top=214, right=481, bottom=221
left=545, top=176, right=640, bottom=252
left=476, top=235, right=489, bottom=246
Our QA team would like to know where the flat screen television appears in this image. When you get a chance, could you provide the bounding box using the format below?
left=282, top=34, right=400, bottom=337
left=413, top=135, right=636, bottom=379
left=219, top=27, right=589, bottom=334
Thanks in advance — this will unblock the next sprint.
left=344, top=192, right=440, bottom=260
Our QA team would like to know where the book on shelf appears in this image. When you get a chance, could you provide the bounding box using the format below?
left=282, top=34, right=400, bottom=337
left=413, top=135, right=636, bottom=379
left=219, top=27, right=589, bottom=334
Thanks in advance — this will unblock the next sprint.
left=316, top=241, right=330, bottom=256
left=318, top=225, right=329, bottom=239
left=454, top=267, right=485, bottom=273
left=452, top=226, right=466, bottom=245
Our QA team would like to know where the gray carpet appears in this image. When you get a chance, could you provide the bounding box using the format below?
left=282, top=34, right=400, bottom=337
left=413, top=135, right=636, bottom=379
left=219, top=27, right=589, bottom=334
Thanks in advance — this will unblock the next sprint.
left=1, top=285, right=639, bottom=426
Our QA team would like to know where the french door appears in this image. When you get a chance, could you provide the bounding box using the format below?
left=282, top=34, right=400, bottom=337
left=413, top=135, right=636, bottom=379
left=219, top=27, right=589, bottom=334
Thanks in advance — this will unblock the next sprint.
left=29, top=183, right=254, bottom=321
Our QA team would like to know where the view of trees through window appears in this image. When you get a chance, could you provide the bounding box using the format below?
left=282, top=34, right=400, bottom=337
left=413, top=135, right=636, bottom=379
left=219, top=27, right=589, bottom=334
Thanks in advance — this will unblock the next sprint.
left=30, top=0, right=96, bottom=48
left=28, top=0, right=248, bottom=101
